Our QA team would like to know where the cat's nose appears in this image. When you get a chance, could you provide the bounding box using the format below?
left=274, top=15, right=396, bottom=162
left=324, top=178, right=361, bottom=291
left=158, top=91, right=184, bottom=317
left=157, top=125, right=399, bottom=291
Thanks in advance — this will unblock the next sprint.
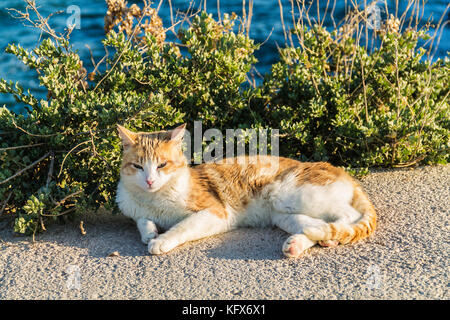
left=146, top=179, right=154, bottom=187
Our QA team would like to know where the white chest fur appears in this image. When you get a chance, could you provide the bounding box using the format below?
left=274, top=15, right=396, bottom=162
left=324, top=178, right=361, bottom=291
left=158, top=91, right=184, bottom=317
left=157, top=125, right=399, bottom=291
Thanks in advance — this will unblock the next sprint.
left=116, top=176, right=191, bottom=230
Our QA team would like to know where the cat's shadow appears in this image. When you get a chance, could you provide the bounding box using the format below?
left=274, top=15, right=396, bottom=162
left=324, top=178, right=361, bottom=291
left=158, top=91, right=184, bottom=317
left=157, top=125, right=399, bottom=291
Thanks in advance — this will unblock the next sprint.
left=0, top=212, right=291, bottom=260
left=0, top=212, right=145, bottom=258
left=200, top=228, right=288, bottom=261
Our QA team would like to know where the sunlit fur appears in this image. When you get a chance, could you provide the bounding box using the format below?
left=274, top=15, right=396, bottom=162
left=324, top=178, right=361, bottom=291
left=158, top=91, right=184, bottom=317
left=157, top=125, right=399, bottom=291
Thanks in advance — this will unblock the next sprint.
left=116, top=124, right=377, bottom=257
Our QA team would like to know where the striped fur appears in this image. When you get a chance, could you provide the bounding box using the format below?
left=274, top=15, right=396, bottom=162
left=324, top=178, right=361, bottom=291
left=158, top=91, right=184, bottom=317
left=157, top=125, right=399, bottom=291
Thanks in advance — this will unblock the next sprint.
left=303, top=183, right=377, bottom=244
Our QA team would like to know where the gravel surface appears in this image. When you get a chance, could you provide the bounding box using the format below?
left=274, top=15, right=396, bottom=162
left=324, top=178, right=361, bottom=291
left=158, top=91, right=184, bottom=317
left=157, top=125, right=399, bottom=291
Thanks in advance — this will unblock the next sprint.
left=0, top=165, right=448, bottom=300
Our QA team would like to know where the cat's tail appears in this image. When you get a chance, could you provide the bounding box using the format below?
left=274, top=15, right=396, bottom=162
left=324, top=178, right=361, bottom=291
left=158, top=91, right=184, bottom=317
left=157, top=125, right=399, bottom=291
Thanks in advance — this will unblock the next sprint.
left=303, top=184, right=376, bottom=244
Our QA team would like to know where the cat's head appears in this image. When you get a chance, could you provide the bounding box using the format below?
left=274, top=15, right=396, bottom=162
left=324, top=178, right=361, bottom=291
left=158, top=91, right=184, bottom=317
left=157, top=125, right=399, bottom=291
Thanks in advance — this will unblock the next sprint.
left=117, top=124, right=187, bottom=193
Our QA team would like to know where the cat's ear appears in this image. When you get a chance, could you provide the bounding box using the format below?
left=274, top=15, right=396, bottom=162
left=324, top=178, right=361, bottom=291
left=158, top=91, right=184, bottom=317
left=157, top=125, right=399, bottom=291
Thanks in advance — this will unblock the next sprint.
left=170, top=123, right=186, bottom=142
left=117, top=125, right=137, bottom=149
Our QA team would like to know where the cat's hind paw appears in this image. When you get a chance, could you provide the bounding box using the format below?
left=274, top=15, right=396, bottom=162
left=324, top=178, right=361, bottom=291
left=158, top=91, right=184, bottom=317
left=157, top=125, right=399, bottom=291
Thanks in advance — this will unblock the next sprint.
left=282, top=234, right=314, bottom=258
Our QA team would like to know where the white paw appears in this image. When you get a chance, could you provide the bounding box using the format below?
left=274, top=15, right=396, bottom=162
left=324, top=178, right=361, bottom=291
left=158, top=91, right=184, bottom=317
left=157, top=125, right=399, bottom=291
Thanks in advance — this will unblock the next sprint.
left=137, top=218, right=159, bottom=244
left=148, top=236, right=178, bottom=255
left=141, top=231, right=158, bottom=244
left=282, top=234, right=311, bottom=258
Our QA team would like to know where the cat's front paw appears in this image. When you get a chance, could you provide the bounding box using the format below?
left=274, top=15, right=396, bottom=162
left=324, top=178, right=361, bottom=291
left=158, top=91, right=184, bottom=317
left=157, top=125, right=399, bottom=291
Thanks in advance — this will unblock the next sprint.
left=141, top=231, right=158, bottom=244
left=137, top=218, right=159, bottom=244
left=148, top=236, right=178, bottom=255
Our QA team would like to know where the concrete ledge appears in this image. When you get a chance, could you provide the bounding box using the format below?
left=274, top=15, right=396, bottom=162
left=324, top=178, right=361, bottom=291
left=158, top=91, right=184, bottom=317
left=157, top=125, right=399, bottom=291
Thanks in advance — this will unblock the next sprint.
left=0, top=165, right=448, bottom=299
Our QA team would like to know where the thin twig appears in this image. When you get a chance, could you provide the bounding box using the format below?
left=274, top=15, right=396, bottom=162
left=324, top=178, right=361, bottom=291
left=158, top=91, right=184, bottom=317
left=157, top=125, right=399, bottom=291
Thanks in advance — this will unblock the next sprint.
left=57, top=140, right=91, bottom=178
left=427, top=3, right=450, bottom=60
left=217, top=0, right=221, bottom=22
left=360, top=54, right=369, bottom=122
left=163, top=9, right=198, bottom=35
left=39, top=150, right=55, bottom=232
left=12, top=119, right=58, bottom=138
left=51, top=190, right=83, bottom=210
left=45, top=151, right=54, bottom=187
left=40, top=207, right=76, bottom=217
left=80, top=220, right=86, bottom=235
left=0, top=143, right=45, bottom=152
left=0, top=152, right=50, bottom=185
left=94, top=2, right=152, bottom=91
left=7, top=0, right=70, bottom=49
left=0, top=192, right=12, bottom=215
left=278, top=0, right=288, bottom=45
left=85, top=44, right=96, bottom=69
left=392, top=155, right=426, bottom=168
left=88, top=46, right=109, bottom=78
left=246, top=0, right=253, bottom=37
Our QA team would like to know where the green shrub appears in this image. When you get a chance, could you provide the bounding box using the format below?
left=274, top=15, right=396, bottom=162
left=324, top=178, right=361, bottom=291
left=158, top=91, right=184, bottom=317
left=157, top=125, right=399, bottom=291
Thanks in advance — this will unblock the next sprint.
left=259, top=24, right=449, bottom=167
left=126, top=12, right=259, bottom=128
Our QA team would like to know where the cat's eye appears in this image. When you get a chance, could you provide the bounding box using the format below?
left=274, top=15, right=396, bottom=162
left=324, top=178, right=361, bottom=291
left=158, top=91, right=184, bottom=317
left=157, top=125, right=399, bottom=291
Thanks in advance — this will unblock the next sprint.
left=157, top=162, right=167, bottom=169
left=132, top=163, right=143, bottom=170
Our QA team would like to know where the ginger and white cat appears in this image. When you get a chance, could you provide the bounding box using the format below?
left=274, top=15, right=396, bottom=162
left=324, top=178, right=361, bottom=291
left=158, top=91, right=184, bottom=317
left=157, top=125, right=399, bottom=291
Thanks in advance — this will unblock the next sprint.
left=116, top=124, right=376, bottom=258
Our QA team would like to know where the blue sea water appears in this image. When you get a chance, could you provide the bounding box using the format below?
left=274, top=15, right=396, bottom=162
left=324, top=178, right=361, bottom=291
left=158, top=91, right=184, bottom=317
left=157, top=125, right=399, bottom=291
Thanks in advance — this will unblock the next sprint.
left=0, top=0, right=449, bottom=112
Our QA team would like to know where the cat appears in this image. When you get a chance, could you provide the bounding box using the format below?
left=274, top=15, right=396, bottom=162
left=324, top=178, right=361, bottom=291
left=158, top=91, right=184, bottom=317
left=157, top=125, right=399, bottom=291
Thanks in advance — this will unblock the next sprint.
left=115, top=124, right=376, bottom=258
